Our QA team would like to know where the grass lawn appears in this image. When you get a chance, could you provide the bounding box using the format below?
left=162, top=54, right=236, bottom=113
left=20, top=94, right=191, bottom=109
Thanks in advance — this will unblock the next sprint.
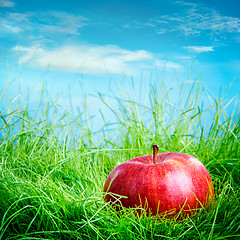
left=0, top=80, right=239, bottom=239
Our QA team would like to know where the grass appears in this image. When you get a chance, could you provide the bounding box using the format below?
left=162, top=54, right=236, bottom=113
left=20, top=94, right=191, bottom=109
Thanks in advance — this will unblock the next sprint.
left=0, top=79, right=240, bottom=239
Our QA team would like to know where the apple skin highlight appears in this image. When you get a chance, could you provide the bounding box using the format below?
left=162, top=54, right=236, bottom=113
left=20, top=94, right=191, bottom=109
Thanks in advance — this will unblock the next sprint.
left=103, top=152, right=214, bottom=217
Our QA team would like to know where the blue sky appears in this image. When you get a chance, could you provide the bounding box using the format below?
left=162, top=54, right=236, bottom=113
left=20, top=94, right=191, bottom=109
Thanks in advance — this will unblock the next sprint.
left=1, top=0, right=240, bottom=125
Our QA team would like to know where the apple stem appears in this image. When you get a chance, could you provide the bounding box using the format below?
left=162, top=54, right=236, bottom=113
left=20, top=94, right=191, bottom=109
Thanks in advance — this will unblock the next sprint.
left=152, top=145, right=159, bottom=164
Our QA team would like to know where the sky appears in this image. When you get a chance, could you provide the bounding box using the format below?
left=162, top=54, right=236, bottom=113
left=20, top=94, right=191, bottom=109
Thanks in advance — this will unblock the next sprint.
left=1, top=0, right=240, bottom=128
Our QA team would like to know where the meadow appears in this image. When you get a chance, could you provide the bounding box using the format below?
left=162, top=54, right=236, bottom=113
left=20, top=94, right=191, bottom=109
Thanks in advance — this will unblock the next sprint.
left=0, top=79, right=239, bottom=239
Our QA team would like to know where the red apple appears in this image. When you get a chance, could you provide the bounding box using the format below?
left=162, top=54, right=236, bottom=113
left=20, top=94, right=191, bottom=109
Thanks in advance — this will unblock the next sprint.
left=103, top=145, right=214, bottom=217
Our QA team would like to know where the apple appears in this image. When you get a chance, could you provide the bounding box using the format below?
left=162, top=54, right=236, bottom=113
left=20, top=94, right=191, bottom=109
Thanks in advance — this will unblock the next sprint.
left=103, top=145, right=214, bottom=217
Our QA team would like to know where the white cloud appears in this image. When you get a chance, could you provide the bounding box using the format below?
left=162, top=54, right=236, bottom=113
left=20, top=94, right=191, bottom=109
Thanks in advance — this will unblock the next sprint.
left=38, top=11, right=89, bottom=35
left=155, top=3, right=240, bottom=38
left=122, top=2, right=240, bottom=43
left=183, top=46, right=214, bottom=53
left=0, top=11, right=89, bottom=36
left=1, top=23, right=22, bottom=33
left=185, top=8, right=240, bottom=35
left=0, top=12, right=32, bottom=34
left=13, top=44, right=182, bottom=75
left=154, top=59, right=182, bottom=70
left=0, top=0, right=14, bottom=7
left=14, top=45, right=152, bottom=74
